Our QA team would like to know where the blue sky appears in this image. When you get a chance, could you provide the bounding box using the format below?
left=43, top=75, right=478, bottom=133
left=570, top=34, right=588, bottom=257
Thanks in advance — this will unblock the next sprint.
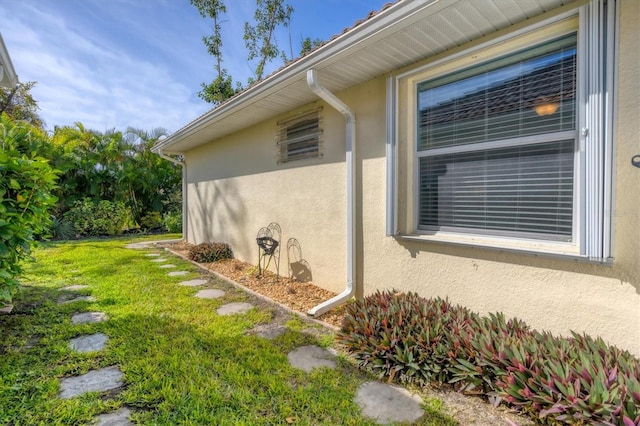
left=0, top=0, right=388, bottom=133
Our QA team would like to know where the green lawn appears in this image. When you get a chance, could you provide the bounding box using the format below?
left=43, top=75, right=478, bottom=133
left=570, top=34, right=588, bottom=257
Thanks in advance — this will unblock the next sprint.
left=0, top=236, right=457, bottom=425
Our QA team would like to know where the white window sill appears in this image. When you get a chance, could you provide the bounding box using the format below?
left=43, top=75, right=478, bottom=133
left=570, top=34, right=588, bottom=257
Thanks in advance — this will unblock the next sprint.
left=395, top=232, right=613, bottom=264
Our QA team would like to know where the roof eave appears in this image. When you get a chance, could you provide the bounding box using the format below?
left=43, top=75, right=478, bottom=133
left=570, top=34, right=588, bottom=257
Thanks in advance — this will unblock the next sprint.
left=0, top=33, right=18, bottom=88
left=153, top=0, right=442, bottom=154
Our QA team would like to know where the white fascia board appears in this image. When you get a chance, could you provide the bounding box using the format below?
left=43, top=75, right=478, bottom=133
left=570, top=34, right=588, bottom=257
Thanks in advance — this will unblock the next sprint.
left=0, top=33, right=18, bottom=88
left=155, top=0, right=447, bottom=153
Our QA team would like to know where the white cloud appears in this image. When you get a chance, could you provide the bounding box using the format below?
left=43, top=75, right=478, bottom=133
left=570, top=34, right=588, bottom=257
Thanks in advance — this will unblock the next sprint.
left=0, top=0, right=388, bottom=134
left=0, top=1, right=210, bottom=133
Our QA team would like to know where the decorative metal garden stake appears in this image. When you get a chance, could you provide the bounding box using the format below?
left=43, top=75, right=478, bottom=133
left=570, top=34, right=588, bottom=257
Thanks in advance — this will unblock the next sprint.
left=255, top=223, right=281, bottom=280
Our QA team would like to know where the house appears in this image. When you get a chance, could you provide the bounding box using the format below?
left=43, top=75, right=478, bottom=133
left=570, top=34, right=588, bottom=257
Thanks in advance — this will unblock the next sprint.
left=0, top=32, right=18, bottom=88
left=153, top=0, right=640, bottom=356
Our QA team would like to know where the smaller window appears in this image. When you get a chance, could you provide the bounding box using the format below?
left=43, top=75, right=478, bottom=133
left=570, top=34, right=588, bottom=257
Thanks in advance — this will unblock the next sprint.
left=276, top=109, right=322, bottom=163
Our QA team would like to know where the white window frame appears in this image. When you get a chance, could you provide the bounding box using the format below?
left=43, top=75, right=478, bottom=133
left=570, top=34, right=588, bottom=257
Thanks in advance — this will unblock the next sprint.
left=386, top=0, right=616, bottom=261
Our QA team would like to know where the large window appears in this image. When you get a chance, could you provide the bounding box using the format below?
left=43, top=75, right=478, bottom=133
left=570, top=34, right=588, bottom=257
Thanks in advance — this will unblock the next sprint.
left=387, top=3, right=617, bottom=260
left=417, top=35, right=577, bottom=240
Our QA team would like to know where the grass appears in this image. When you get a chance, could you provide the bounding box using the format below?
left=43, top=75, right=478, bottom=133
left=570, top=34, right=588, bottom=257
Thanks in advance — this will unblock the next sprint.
left=0, top=235, right=458, bottom=425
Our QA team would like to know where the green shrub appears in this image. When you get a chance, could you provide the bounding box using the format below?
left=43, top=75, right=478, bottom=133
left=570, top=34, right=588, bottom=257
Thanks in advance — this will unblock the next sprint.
left=163, top=211, right=182, bottom=233
left=0, top=116, right=58, bottom=303
left=49, top=215, right=74, bottom=240
left=339, top=291, right=477, bottom=385
left=63, top=198, right=127, bottom=236
left=339, top=290, right=640, bottom=426
left=140, top=211, right=162, bottom=230
left=188, top=242, right=233, bottom=263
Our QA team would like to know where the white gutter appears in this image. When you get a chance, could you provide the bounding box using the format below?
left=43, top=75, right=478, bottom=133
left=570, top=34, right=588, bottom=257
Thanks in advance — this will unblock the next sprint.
left=306, top=69, right=357, bottom=317
left=155, top=149, right=187, bottom=243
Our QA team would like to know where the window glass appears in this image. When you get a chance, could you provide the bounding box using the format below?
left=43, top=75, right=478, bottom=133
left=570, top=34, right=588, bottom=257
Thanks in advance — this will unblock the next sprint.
left=416, top=34, right=577, bottom=239
left=417, top=35, right=577, bottom=151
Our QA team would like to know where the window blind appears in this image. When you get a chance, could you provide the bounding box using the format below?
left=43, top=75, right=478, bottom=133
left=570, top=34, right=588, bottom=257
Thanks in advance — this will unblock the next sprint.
left=419, top=140, right=575, bottom=238
left=416, top=34, right=578, bottom=240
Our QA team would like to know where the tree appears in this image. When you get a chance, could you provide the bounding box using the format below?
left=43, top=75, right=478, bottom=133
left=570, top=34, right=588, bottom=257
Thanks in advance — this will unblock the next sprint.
left=49, top=124, right=181, bottom=229
left=0, top=114, right=58, bottom=304
left=300, top=37, right=323, bottom=55
left=244, top=0, right=293, bottom=83
left=0, top=81, right=44, bottom=129
left=120, top=127, right=181, bottom=224
left=190, top=0, right=237, bottom=104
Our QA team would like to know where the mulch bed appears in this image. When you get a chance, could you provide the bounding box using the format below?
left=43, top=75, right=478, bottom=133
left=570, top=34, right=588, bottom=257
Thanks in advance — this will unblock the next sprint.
left=159, top=242, right=348, bottom=328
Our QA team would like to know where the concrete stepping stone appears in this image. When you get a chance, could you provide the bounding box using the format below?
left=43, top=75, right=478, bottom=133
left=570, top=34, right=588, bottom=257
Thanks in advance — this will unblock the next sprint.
left=287, top=345, right=337, bottom=372
left=145, top=253, right=161, bottom=257
left=58, top=295, right=96, bottom=305
left=93, top=407, right=132, bottom=425
left=194, top=289, right=225, bottom=299
left=125, top=242, right=153, bottom=249
left=69, top=333, right=108, bottom=353
left=179, top=279, right=208, bottom=287
left=355, top=381, right=424, bottom=425
left=168, top=271, right=189, bottom=277
left=150, top=258, right=168, bottom=263
left=158, top=264, right=176, bottom=269
left=72, top=312, right=108, bottom=324
left=59, top=366, right=123, bottom=399
left=61, top=285, right=89, bottom=291
left=252, top=324, right=287, bottom=339
left=216, top=302, right=254, bottom=316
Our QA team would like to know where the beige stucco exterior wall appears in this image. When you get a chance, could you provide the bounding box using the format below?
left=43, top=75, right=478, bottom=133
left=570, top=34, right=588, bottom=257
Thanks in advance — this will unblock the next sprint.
left=184, top=0, right=639, bottom=356
left=185, top=101, right=349, bottom=294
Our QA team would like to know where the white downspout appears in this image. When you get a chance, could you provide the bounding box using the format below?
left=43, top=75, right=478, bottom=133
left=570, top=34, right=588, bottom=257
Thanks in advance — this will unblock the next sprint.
left=306, top=68, right=357, bottom=317
left=156, top=149, right=187, bottom=243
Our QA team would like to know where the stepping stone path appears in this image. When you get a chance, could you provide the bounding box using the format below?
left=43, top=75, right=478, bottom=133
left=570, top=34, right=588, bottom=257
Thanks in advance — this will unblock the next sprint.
left=58, top=281, right=131, bottom=424
left=71, top=312, right=108, bottom=324
left=179, top=279, right=208, bottom=287
left=150, top=258, right=168, bottom=263
left=287, top=345, right=337, bottom=372
left=195, top=289, right=225, bottom=299
left=59, top=366, right=123, bottom=399
left=61, top=285, right=89, bottom=291
left=58, top=295, right=95, bottom=305
left=355, top=381, right=424, bottom=424
left=94, top=407, right=132, bottom=426
left=52, top=242, right=424, bottom=425
left=69, top=333, right=108, bottom=353
left=158, top=264, right=176, bottom=269
left=216, top=302, right=253, bottom=316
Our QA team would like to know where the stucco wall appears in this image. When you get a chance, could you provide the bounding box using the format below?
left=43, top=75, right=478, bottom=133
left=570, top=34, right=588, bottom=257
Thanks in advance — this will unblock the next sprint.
left=185, top=101, right=349, bottom=294
left=184, top=0, right=639, bottom=355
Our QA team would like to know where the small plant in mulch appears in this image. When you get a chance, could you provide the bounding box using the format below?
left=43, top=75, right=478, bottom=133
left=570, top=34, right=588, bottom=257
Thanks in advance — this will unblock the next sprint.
left=188, top=242, right=233, bottom=263
left=339, top=290, right=640, bottom=426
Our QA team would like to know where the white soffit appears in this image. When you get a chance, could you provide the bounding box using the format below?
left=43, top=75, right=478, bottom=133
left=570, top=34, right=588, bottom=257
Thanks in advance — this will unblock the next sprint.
left=159, top=0, right=576, bottom=153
